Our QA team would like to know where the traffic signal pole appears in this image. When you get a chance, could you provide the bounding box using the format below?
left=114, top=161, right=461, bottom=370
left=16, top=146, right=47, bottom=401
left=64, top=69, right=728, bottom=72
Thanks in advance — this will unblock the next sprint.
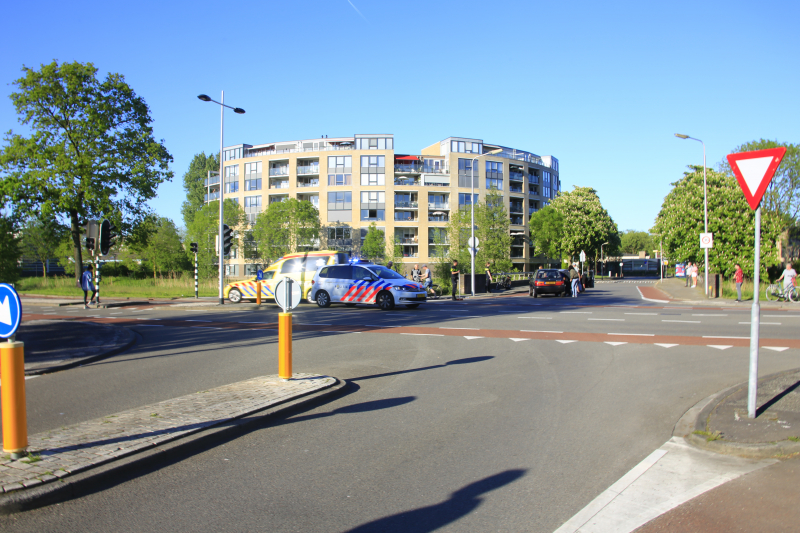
left=194, top=252, right=198, bottom=299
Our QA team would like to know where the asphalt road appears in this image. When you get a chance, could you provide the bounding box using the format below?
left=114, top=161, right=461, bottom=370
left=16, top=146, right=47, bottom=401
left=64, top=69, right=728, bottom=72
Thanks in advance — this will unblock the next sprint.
left=3, top=284, right=800, bottom=532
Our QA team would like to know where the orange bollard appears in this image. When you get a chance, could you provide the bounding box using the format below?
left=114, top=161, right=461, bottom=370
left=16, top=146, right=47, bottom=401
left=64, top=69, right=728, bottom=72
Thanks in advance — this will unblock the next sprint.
left=257, top=281, right=262, bottom=306
left=278, top=312, right=292, bottom=379
left=1, top=341, right=28, bottom=457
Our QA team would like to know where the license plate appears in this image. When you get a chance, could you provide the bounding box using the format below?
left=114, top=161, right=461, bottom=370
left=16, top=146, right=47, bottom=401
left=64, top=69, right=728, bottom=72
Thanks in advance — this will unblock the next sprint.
left=416, top=293, right=425, bottom=299
left=546, top=282, right=555, bottom=285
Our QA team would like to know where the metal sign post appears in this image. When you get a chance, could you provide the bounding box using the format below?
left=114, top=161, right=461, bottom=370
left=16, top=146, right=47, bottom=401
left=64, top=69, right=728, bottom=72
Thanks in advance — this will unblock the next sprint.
left=194, top=252, right=198, bottom=299
left=274, top=278, right=301, bottom=380
left=727, top=147, right=786, bottom=419
left=0, top=283, right=27, bottom=458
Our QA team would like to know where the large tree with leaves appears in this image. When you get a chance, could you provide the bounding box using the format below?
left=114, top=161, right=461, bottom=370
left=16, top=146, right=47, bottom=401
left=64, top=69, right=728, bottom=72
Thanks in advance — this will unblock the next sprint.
left=652, top=165, right=782, bottom=278
left=529, top=205, right=565, bottom=261
left=719, top=139, right=800, bottom=227
left=251, top=199, right=321, bottom=263
left=181, top=152, right=219, bottom=229
left=185, top=200, right=246, bottom=279
left=548, top=186, right=619, bottom=262
left=0, top=216, right=21, bottom=283
left=18, top=215, right=68, bottom=278
left=127, top=216, right=191, bottom=280
left=360, top=223, right=385, bottom=262
left=475, top=188, right=512, bottom=271
left=619, top=230, right=654, bottom=255
left=0, top=61, right=173, bottom=286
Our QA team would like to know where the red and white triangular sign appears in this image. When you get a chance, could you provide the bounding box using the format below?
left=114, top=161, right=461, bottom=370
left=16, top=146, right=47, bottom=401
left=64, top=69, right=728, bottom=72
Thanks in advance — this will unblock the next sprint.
left=726, top=147, right=786, bottom=210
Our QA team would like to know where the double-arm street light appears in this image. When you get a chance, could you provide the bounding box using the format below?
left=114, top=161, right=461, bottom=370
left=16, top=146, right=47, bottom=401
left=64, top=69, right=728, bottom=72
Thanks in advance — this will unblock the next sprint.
left=469, top=149, right=502, bottom=296
left=198, top=92, right=245, bottom=304
left=674, top=133, right=709, bottom=297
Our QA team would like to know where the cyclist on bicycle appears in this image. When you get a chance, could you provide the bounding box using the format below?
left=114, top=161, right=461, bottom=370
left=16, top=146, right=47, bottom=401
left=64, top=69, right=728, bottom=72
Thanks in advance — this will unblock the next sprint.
left=776, top=263, right=797, bottom=293
left=420, top=264, right=434, bottom=295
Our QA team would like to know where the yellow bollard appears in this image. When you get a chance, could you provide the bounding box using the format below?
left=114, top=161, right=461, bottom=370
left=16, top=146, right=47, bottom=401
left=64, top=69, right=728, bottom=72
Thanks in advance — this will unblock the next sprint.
left=257, top=281, right=262, bottom=306
left=1, top=341, right=28, bottom=457
left=278, top=312, right=292, bottom=379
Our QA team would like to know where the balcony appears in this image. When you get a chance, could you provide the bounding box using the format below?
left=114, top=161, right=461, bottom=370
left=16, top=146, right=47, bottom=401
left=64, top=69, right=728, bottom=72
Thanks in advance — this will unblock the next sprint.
left=428, top=202, right=449, bottom=210
left=269, top=180, right=289, bottom=189
left=398, top=237, right=419, bottom=245
left=509, top=185, right=524, bottom=193
left=510, top=215, right=524, bottom=226
left=204, top=176, right=220, bottom=187
left=297, top=178, right=319, bottom=188
left=428, top=215, right=449, bottom=222
left=529, top=208, right=538, bottom=216
left=394, top=177, right=420, bottom=186
left=510, top=204, right=525, bottom=214
left=204, top=191, right=220, bottom=202
left=528, top=175, right=540, bottom=185
left=394, top=163, right=423, bottom=174
left=268, top=167, right=289, bottom=177
left=509, top=171, right=524, bottom=181
left=394, top=201, right=418, bottom=209
left=510, top=249, right=525, bottom=258
left=394, top=213, right=417, bottom=222
left=297, top=165, right=319, bottom=175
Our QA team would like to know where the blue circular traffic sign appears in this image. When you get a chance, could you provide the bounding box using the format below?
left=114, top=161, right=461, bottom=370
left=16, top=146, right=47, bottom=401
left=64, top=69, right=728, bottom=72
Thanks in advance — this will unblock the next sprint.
left=0, top=283, right=22, bottom=338
left=256, top=269, right=264, bottom=281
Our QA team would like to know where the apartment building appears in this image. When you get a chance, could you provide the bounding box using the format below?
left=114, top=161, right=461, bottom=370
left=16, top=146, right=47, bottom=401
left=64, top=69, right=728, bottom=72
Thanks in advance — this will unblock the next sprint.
left=204, top=134, right=560, bottom=276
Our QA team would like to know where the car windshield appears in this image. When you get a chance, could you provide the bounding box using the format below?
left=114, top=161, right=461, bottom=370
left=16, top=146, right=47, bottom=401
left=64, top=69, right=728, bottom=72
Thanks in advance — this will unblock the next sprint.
left=368, top=266, right=406, bottom=280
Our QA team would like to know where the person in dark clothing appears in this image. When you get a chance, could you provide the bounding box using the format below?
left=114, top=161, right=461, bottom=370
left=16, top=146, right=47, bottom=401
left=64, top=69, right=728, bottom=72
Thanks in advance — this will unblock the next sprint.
left=451, top=260, right=460, bottom=300
left=81, top=265, right=97, bottom=309
left=484, top=262, right=493, bottom=293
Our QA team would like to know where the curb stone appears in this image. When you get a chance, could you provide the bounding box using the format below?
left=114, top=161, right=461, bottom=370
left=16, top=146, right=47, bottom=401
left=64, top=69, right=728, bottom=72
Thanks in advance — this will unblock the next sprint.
left=677, top=368, right=800, bottom=459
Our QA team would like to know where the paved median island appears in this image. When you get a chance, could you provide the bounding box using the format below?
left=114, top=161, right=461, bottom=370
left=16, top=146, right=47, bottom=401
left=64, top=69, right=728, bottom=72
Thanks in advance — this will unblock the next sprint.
left=0, top=373, right=339, bottom=508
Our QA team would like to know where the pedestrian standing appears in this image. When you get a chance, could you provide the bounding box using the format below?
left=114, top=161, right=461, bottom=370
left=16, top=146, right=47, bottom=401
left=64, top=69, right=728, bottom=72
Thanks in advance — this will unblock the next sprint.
left=411, top=264, right=421, bottom=282
left=569, top=265, right=580, bottom=297
left=684, top=262, right=691, bottom=287
left=451, top=259, right=460, bottom=300
left=81, top=265, right=96, bottom=309
left=691, top=262, right=698, bottom=288
left=484, top=262, right=493, bottom=293
left=734, top=263, right=744, bottom=302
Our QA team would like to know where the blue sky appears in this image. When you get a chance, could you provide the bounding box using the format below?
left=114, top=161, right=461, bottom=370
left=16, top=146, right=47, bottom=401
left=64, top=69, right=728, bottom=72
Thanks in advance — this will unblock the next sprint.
left=2, top=0, right=798, bottom=232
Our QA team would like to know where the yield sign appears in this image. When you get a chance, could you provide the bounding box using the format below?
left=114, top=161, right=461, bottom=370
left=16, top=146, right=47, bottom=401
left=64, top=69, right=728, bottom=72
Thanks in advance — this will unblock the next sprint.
left=727, top=147, right=786, bottom=210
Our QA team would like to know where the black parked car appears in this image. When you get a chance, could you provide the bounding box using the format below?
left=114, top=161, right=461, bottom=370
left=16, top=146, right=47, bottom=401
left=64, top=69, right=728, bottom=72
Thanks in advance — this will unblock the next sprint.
left=529, top=269, right=570, bottom=297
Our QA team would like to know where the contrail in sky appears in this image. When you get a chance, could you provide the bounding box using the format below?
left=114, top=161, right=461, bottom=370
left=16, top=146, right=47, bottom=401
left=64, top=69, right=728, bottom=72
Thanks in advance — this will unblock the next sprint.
left=347, top=0, right=369, bottom=22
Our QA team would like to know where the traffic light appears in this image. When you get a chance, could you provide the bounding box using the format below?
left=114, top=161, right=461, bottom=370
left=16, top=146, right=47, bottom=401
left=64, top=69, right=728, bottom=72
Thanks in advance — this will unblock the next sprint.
left=85, top=237, right=95, bottom=251
left=99, top=219, right=117, bottom=256
left=190, top=242, right=198, bottom=254
left=222, top=225, right=233, bottom=255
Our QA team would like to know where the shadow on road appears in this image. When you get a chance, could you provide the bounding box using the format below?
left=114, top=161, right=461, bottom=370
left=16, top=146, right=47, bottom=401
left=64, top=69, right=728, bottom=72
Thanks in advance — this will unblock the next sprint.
left=344, top=469, right=527, bottom=533
left=350, top=356, right=494, bottom=382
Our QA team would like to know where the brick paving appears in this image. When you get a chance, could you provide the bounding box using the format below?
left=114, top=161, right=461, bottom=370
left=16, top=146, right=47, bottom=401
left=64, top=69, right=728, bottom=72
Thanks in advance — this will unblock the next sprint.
left=0, top=373, right=336, bottom=494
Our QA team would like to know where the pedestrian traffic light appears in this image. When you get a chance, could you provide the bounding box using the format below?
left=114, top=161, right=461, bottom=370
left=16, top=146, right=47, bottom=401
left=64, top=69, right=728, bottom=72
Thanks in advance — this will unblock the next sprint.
left=99, top=219, right=117, bottom=256
left=222, top=225, right=233, bottom=255
left=190, top=242, right=198, bottom=254
left=85, top=237, right=95, bottom=251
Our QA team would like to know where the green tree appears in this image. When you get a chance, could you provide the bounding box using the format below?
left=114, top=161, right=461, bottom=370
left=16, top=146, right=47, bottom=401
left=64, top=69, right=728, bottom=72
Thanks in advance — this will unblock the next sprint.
left=475, top=188, right=512, bottom=271
left=445, top=206, right=472, bottom=272
left=185, top=200, right=246, bottom=278
left=181, top=152, right=220, bottom=229
left=548, top=186, right=619, bottom=263
left=0, top=61, right=173, bottom=286
left=128, top=216, right=191, bottom=280
left=361, top=223, right=386, bottom=262
left=0, top=216, right=21, bottom=283
left=529, top=206, right=564, bottom=260
left=18, top=215, right=67, bottom=278
left=719, top=139, right=800, bottom=226
left=251, top=198, right=321, bottom=263
left=619, top=230, right=654, bottom=255
left=385, top=233, right=404, bottom=270
left=652, top=166, right=783, bottom=278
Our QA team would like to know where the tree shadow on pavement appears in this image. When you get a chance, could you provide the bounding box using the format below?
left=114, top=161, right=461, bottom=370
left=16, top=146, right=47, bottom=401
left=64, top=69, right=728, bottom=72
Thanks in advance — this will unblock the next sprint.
left=343, top=469, right=527, bottom=533
left=350, top=356, right=494, bottom=382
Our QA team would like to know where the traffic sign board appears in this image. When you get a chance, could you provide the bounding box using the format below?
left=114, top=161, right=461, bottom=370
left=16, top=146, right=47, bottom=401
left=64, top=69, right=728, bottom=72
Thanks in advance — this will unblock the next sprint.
left=579, top=250, right=586, bottom=262
left=0, top=283, right=22, bottom=338
left=275, top=278, right=301, bottom=312
left=467, top=237, right=479, bottom=248
left=256, top=269, right=264, bottom=281
left=727, top=147, right=787, bottom=210
left=700, top=232, right=713, bottom=249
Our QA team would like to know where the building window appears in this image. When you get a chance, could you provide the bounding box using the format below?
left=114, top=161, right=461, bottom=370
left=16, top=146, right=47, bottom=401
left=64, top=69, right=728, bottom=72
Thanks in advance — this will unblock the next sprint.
left=268, top=161, right=289, bottom=176
left=450, top=141, right=482, bottom=154
left=244, top=162, right=262, bottom=191
left=355, top=137, right=393, bottom=150
left=328, top=156, right=352, bottom=185
left=328, top=174, right=351, bottom=186
left=328, top=192, right=352, bottom=211
left=223, top=147, right=242, bottom=161
left=360, top=155, right=385, bottom=186
left=244, top=195, right=262, bottom=225
left=458, top=193, right=479, bottom=208
left=543, top=171, right=552, bottom=198
left=224, top=165, right=239, bottom=194
left=225, top=264, right=239, bottom=276
left=457, top=159, right=478, bottom=188
left=328, top=227, right=351, bottom=240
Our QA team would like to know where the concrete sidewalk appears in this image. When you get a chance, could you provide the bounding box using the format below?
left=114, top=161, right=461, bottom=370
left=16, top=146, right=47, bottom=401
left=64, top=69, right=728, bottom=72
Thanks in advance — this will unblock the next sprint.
left=0, top=373, right=341, bottom=512
left=655, top=277, right=797, bottom=309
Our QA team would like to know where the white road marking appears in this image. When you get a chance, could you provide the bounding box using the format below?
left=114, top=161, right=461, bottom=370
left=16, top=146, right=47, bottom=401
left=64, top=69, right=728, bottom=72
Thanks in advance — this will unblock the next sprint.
left=509, top=338, right=529, bottom=342
left=703, top=335, right=748, bottom=339
left=608, top=333, right=654, bottom=337
left=764, top=347, right=789, bottom=352
left=654, top=343, right=678, bottom=348
left=555, top=340, right=577, bottom=344
left=662, top=319, right=700, bottom=323
left=589, top=318, right=624, bottom=321
left=440, top=327, right=479, bottom=330
left=463, top=336, right=484, bottom=340
left=708, top=345, right=733, bottom=350
left=109, top=312, right=122, bottom=315
left=522, top=330, right=562, bottom=333
left=692, top=314, right=727, bottom=316
left=605, top=342, right=627, bottom=346
left=625, top=312, right=658, bottom=315
left=739, top=322, right=780, bottom=325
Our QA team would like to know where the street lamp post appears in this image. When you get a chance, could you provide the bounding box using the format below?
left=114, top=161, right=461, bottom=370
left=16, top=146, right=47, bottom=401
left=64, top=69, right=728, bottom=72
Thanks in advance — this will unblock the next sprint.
left=600, top=241, right=609, bottom=279
left=198, top=92, right=245, bottom=305
left=470, top=149, right=502, bottom=296
left=650, top=233, right=663, bottom=282
left=675, top=133, right=708, bottom=297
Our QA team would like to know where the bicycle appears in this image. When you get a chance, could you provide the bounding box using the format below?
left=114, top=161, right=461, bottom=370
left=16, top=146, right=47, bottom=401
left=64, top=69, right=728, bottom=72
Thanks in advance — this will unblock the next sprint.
left=765, top=283, right=798, bottom=302
left=426, top=283, right=442, bottom=299
left=496, top=273, right=512, bottom=291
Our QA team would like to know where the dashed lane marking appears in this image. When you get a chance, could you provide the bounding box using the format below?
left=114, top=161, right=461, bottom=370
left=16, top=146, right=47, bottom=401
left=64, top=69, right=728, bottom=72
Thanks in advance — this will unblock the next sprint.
left=662, top=320, right=700, bottom=323
left=589, top=318, right=624, bottom=321
left=605, top=342, right=628, bottom=346
left=708, top=345, right=733, bottom=350
left=510, top=338, right=529, bottom=342
left=464, top=336, right=484, bottom=340
left=556, top=340, right=578, bottom=344
left=654, top=343, right=678, bottom=348
left=764, top=347, right=789, bottom=352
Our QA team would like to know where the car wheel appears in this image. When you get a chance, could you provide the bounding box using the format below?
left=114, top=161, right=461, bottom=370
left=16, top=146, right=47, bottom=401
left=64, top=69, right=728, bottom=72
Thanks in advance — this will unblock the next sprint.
left=228, top=289, right=242, bottom=303
left=376, top=291, right=395, bottom=311
left=405, top=304, right=420, bottom=309
left=345, top=303, right=357, bottom=307
left=316, top=290, right=331, bottom=308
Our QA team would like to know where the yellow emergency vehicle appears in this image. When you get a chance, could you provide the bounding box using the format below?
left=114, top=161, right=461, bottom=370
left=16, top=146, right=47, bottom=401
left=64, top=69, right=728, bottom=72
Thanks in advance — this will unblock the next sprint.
left=223, top=251, right=350, bottom=303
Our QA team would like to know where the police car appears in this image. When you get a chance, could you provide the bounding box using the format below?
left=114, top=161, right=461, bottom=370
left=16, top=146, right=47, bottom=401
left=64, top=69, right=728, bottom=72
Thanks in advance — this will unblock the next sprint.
left=309, top=261, right=426, bottom=310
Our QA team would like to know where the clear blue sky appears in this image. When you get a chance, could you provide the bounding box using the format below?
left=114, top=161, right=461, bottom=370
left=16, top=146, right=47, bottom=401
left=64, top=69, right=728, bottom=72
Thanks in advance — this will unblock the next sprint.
left=2, top=1, right=798, bottom=232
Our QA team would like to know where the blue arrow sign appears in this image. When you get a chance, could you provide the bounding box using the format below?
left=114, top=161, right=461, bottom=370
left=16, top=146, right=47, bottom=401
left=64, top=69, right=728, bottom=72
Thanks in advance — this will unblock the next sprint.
left=256, top=269, right=264, bottom=281
left=0, top=283, right=22, bottom=338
